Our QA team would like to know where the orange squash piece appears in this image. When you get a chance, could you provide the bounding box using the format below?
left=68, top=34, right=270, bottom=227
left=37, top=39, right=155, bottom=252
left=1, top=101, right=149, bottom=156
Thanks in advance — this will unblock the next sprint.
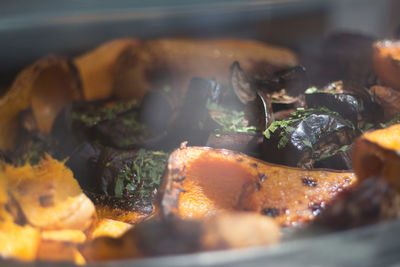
left=0, top=176, right=40, bottom=261
left=0, top=55, right=81, bottom=150
left=114, top=38, right=298, bottom=100
left=160, top=145, right=357, bottom=226
left=372, top=40, right=400, bottom=91
left=74, top=38, right=139, bottom=101
left=81, top=212, right=280, bottom=262
left=88, top=218, right=132, bottom=239
left=4, top=155, right=96, bottom=231
left=352, top=123, right=400, bottom=190
left=37, top=229, right=87, bottom=265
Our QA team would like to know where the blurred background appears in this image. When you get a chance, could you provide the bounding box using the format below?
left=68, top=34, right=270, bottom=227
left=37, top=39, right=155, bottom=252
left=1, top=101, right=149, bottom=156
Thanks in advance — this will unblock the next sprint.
left=0, top=0, right=399, bottom=91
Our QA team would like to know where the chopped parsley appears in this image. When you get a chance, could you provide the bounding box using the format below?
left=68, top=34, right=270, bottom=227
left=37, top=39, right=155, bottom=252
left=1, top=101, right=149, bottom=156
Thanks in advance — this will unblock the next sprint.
left=264, top=107, right=344, bottom=149
left=15, top=139, right=51, bottom=166
left=114, top=149, right=168, bottom=199
left=72, top=99, right=139, bottom=127
left=206, top=99, right=259, bottom=133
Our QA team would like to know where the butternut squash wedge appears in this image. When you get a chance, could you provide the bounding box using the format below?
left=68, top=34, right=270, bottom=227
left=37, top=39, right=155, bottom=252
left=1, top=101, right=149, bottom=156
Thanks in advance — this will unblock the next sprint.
left=352, top=123, right=400, bottom=190
left=37, top=229, right=87, bottom=265
left=372, top=40, right=400, bottom=91
left=80, top=212, right=280, bottom=262
left=113, top=38, right=298, bottom=100
left=159, top=145, right=357, bottom=226
left=88, top=218, right=132, bottom=239
left=74, top=38, right=139, bottom=101
left=0, top=176, right=40, bottom=262
left=4, top=155, right=96, bottom=231
left=0, top=55, right=81, bottom=150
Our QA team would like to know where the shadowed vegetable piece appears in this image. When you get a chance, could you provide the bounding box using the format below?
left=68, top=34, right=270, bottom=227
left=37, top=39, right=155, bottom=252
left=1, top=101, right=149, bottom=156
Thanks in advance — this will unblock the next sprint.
left=263, top=108, right=358, bottom=169
left=372, top=40, right=400, bottom=91
left=74, top=38, right=139, bottom=101
left=113, top=38, right=298, bottom=100
left=67, top=144, right=168, bottom=224
left=206, top=132, right=264, bottom=158
left=370, top=85, right=400, bottom=121
left=80, top=212, right=280, bottom=262
left=0, top=56, right=81, bottom=150
left=314, top=176, right=400, bottom=230
left=37, top=229, right=87, bottom=264
left=159, top=145, right=356, bottom=226
left=305, top=81, right=383, bottom=128
left=352, top=124, right=400, bottom=191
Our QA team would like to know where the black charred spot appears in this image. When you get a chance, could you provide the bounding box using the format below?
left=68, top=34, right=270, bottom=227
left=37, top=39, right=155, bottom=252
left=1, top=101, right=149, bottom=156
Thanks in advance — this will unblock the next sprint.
left=302, top=177, right=318, bottom=187
left=261, top=208, right=281, bottom=217
left=258, top=173, right=267, bottom=182
left=251, top=163, right=259, bottom=168
left=39, top=194, right=54, bottom=207
left=236, top=157, right=244, bottom=162
left=256, top=182, right=261, bottom=191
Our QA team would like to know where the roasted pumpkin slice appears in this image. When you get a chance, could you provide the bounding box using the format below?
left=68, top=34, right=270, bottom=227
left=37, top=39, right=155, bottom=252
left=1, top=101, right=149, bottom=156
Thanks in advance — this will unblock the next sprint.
left=0, top=55, right=81, bottom=150
left=88, top=218, right=132, bottom=239
left=4, top=155, right=96, bottom=231
left=160, top=145, right=356, bottom=226
left=37, top=229, right=87, bottom=265
left=113, top=38, right=298, bottom=100
left=352, top=123, right=400, bottom=190
left=372, top=40, right=400, bottom=91
left=0, top=176, right=40, bottom=261
left=74, top=38, right=139, bottom=101
left=81, top=212, right=280, bottom=262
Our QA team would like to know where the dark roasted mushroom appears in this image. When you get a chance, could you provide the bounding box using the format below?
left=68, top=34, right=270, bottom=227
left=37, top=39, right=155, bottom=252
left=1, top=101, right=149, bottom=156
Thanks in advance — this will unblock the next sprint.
left=66, top=142, right=168, bottom=222
left=305, top=81, right=383, bottom=129
left=263, top=108, right=359, bottom=169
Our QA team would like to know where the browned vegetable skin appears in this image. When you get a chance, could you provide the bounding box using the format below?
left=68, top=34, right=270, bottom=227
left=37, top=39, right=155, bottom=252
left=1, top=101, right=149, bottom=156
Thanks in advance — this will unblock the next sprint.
left=74, top=38, right=139, bottom=101
left=80, top=212, right=280, bottom=262
left=352, top=124, right=400, bottom=190
left=114, top=39, right=298, bottom=100
left=159, top=144, right=357, bottom=226
left=372, top=40, right=400, bottom=91
left=0, top=56, right=81, bottom=150
left=370, top=85, right=400, bottom=120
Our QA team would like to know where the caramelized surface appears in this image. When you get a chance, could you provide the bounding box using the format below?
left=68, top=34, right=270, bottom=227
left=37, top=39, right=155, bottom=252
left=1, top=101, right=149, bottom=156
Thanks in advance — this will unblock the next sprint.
left=160, top=146, right=356, bottom=226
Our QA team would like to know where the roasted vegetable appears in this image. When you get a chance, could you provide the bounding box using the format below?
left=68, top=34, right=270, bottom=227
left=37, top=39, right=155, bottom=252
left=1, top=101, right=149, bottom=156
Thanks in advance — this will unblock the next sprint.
left=74, top=38, right=139, bottom=100
left=159, top=145, right=356, bottom=226
left=0, top=155, right=96, bottom=264
left=37, top=230, right=87, bottom=264
left=4, top=155, right=96, bottom=231
left=81, top=212, right=280, bottom=262
left=88, top=219, right=132, bottom=239
left=0, top=56, right=81, bottom=150
left=372, top=40, right=400, bottom=91
left=314, top=176, right=400, bottom=230
left=370, top=85, right=400, bottom=121
left=352, top=124, right=400, bottom=191
left=263, top=108, right=358, bottom=169
left=0, top=177, right=40, bottom=261
left=305, top=81, right=383, bottom=128
left=67, top=144, right=168, bottom=223
left=113, top=39, right=298, bottom=100
left=206, top=132, right=264, bottom=158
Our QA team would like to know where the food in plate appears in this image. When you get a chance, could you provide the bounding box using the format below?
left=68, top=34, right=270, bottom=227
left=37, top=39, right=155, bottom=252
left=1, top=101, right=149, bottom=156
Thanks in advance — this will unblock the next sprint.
left=0, top=35, right=400, bottom=264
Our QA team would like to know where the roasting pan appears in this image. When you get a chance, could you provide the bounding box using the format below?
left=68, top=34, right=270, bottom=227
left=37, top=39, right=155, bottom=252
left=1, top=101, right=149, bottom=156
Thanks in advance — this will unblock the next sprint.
left=1, top=0, right=400, bottom=266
